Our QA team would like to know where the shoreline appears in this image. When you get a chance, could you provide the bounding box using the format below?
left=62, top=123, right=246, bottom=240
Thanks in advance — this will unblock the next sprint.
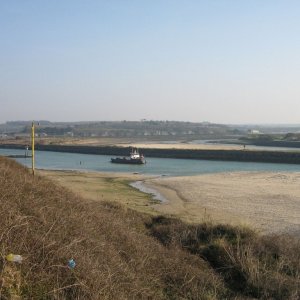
left=130, top=180, right=168, bottom=203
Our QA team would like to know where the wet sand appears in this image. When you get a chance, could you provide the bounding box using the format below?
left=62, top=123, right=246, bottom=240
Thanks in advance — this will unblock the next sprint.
left=145, top=172, right=300, bottom=235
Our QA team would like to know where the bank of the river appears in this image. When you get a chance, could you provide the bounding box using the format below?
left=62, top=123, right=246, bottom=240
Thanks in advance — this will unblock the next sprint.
left=1, top=143, right=300, bottom=164
left=144, top=172, right=300, bottom=236
left=213, top=139, right=300, bottom=149
left=38, top=169, right=300, bottom=237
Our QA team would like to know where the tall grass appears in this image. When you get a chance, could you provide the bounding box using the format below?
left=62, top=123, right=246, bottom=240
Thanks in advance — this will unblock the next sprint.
left=147, top=216, right=300, bottom=299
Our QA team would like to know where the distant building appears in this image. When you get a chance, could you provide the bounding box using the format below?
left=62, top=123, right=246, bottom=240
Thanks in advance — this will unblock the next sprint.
left=14, top=133, right=30, bottom=139
left=248, top=130, right=261, bottom=135
left=65, top=132, right=74, bottom=137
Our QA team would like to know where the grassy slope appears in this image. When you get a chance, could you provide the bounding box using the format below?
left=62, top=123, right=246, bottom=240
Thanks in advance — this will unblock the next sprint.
left=0, top=157, right=299, bottom=299
left=0, top=158, right=224, bottom=299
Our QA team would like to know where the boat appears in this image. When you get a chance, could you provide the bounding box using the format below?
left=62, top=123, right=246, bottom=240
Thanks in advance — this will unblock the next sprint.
left=111, top=148, right=146, bottom=164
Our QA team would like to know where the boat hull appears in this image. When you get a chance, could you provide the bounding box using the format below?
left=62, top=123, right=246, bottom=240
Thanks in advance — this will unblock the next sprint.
left=111, top=158, right=146, bottom=164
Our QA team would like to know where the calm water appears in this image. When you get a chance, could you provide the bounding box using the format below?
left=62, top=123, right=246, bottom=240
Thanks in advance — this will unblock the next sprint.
left=0, top=148, right=299, bottom=176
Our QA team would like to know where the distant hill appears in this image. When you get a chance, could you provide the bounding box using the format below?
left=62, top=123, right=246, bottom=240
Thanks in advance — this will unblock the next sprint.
left=0, top=120, right=242, bottom=139
left=2, top=120, right=299, bottom=141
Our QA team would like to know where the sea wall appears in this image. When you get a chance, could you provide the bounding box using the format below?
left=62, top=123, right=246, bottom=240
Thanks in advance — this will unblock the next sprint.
left=1, top=143, right=300, bottom=164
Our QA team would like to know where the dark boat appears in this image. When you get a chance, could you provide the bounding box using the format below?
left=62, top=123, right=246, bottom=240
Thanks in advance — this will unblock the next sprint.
left=111, top=148, right=146, bottom=164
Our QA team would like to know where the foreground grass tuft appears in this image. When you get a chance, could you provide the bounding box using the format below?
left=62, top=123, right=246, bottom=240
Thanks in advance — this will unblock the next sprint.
left=147, top=216, right=300, bottom=299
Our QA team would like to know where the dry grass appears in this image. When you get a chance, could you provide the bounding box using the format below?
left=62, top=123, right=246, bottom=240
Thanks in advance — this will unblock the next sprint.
left=147, top=216, right=300, bottom=299
left=0, top=157, right=224, bottom=299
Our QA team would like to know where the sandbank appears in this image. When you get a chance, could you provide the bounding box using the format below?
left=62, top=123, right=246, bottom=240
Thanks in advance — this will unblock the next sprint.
left=145, top=172, right=300, bottom=235
left=116, top=142, right=244, bottom=151
left=39, top=169, right=300, bottom=236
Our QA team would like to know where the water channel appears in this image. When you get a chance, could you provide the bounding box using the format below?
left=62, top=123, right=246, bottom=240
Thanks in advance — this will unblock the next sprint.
left=1, top=148, right=299, bottom=176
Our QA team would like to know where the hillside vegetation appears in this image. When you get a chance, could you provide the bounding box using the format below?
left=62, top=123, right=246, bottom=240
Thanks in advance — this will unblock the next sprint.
left=0, top=157, right=299, bottom=299
left=1, top=120, right=238, bottom=140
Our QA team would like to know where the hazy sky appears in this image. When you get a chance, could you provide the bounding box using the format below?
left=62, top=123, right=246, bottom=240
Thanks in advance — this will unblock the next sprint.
left=1, top=1, right=299, bottom=124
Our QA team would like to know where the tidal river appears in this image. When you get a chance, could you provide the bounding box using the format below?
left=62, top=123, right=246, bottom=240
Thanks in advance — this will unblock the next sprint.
left=1, top=148, right=300, bottom=176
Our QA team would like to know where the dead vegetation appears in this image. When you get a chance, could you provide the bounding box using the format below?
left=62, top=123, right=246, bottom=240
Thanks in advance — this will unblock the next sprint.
left=147, top=216, right=300, bottom=299
left=0, top=157, right=224, bottom=299
left=0, top=157, right=299, bottom=299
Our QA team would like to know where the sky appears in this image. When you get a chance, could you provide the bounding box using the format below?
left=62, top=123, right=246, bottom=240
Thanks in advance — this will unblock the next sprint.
left=0, top=0, right=299, bottom=124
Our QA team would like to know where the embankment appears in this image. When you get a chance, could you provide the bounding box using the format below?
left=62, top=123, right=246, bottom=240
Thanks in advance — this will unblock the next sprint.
left=1, top=143, right=300, bottom=164
left=241, top=140, right=300, bottom=148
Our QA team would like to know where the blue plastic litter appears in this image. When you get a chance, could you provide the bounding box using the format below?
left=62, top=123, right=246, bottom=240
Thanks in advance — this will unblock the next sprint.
left=68, top=259, right=76, bottom=269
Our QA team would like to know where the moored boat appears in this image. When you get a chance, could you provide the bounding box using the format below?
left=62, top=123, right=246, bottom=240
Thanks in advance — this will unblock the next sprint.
left=111, top=148, right=146, bottom=164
